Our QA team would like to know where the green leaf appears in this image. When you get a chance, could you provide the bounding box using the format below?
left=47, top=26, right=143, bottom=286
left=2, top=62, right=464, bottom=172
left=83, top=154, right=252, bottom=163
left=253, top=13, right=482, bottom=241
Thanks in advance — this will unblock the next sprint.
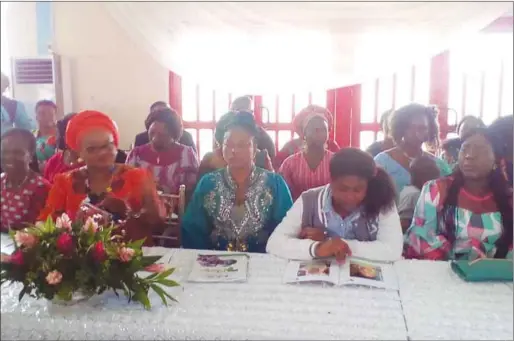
left=151, top=283, right=177, bottom=303
left=18, top=286, right=28, bottom=301
left=150, top=283, right=168, bottom=306
left=156, top=268, right=175, bottom=279
left=156, top=278, right=180, bottom=287
left=127, top=239, right=145, bottom=251
left=134, top=289, right=151, bottom=310
left=139, top=256, right=162, bottom=268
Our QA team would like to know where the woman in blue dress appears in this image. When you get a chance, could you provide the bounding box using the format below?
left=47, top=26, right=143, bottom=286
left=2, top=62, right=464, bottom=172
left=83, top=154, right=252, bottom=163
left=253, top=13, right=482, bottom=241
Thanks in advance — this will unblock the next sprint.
left=181, top=112, right=293, bottom=252
left=374, top=104, right=452, bottom=197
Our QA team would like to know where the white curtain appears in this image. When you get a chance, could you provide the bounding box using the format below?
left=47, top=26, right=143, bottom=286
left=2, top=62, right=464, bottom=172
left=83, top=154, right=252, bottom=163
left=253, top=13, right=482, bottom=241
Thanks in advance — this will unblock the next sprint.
left=103, top=1, right=512, bottom=93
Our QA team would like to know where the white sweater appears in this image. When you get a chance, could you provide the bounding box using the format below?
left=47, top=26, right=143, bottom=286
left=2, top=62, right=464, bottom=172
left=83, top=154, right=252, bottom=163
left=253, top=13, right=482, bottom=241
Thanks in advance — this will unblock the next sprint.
left=266, top=196, right=404, bottom=262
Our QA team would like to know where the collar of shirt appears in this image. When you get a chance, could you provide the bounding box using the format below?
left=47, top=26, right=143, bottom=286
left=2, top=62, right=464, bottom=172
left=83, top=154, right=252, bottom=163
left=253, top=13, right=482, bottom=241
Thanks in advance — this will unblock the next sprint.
left=320, top=185, right=363, bottom=239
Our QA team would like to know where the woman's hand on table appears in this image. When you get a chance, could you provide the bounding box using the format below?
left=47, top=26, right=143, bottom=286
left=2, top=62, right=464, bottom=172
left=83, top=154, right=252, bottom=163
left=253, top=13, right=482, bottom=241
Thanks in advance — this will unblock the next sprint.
left=315, top=238, right=352, bottom=263
left=299, top=227, right=326, bottom=242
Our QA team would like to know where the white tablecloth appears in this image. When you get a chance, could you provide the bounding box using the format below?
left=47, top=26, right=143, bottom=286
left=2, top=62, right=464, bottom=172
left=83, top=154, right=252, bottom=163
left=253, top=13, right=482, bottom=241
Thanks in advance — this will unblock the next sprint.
left=395, top=260, right=513, bottom=341
left=1, top=240, right=512, bottom=340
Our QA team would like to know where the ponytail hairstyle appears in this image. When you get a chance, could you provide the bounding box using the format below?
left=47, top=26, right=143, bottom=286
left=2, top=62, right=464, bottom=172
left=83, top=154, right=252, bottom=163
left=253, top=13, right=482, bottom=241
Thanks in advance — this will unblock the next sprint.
left=329, top=148, right=396, bottom=219
left=440, top=128, right=513, bottom=258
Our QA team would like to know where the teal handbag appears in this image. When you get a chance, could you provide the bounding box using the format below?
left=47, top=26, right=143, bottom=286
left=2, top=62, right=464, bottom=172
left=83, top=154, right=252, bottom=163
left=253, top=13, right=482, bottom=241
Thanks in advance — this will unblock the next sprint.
left=451, top=259, right=513, bottom=282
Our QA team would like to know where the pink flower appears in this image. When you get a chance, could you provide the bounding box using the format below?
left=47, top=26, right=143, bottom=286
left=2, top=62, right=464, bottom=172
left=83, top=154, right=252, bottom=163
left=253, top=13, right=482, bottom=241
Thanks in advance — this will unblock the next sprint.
left=14, top=231, right=38, bottom=248
left=82, top=217, right=99, bottom=233
left=118, top=247, right=135, bottom=263
left=144, top=263, right=166, bottom=273
left=10, top=250, right=24, bottom=265
left=56, top=213, right=72, bottom=231
left=56, top=233, right=75, bottom=256
left=45, top=270, right=63, bottom=285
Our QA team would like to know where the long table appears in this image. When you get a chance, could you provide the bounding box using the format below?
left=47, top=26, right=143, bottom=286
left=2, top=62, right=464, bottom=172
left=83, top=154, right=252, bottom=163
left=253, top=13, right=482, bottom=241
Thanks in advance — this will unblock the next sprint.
left=1, top=242, right=512, bottom=340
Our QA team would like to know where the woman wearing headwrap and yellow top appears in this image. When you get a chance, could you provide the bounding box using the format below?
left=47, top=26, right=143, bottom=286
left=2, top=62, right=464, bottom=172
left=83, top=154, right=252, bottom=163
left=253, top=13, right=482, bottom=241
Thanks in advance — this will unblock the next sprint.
left=38, top=110, right=164, bottom=245
left=274, top=105, right=339, bottom=169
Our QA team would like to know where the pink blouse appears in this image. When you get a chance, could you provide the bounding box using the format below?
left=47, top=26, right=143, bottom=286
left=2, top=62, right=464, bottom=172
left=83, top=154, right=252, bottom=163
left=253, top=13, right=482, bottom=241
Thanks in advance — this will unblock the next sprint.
left=279, top=150, right=333, bottom=201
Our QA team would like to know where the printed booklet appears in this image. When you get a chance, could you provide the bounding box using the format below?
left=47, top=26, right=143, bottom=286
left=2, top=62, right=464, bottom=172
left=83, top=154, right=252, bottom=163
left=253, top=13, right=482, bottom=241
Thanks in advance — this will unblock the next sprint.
left=283, top=257, right=398, bottom=290
left=188, top=253, right=249, bottom=283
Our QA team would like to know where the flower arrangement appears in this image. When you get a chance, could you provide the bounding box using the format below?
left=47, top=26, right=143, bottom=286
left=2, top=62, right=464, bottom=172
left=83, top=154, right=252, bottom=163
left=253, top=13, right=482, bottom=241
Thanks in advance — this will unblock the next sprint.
left=0, top=213, right=178, bottom=310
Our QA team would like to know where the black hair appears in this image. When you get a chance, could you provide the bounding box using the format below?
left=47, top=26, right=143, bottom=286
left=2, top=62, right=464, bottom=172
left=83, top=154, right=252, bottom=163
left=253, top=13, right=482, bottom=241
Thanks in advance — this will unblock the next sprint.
left=457, top=115, right=485, bottom=132
left=35, top=99, right=57, bottom=111
left=440, top=128, right=512, bottom=258
left=215, top=111, right=237, bottom=145
left=409, top=155, right=439, bottom=190
left=488, top=115, right=513, bottom=160
left=1, top=128, right=37, bottom=155
left=145, top=108, right=183, bottom=140
left=224, top=111, right=259, bottom=139
left=329, top=148, right=396, bottom=219
left=149, top=101, right=169, bottom=112
left=389, top=103, right=440, bottom=147
left=457, top=115, right=485, bottom=135
left=56, top=112, right=77, bottom=150
left=380, top=109, right=393, bottom=135
left=441, top=137, right=462, bottom=152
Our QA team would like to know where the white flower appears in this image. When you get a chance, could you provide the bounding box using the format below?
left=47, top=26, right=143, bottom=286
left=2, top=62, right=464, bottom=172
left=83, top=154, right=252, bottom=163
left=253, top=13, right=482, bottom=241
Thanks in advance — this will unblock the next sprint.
left=55, top=213, right=72, bottom=231
left=82, top=217, right=99, bottom=233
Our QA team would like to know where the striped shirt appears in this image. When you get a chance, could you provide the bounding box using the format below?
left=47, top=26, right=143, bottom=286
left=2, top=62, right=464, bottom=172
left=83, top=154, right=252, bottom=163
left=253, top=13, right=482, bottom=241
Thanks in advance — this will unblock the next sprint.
left=279, top=150, right=333, bottom=201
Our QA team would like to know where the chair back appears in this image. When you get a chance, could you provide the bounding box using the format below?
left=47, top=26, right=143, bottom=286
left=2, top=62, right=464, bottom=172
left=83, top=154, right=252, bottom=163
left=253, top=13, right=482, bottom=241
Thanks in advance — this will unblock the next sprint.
left=152, top=184, right=186, bottom=248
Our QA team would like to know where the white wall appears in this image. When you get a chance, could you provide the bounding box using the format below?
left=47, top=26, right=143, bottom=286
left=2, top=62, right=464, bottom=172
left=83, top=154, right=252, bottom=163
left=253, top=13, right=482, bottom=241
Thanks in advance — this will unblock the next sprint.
left=51, top=2, right=169, bottom=148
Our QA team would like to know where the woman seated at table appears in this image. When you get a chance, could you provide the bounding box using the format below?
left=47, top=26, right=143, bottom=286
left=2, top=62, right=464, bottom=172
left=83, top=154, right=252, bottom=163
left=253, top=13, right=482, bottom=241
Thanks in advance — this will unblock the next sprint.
left=274, top=105, right=339, bottom=169
left=374, top=104, right=452, bottom=196
left=404, top=128, right=513, bottom=261
left=38, top=110, right=163, bottom=244
left=44, top=113, right=128, bottom=183
left=267, top=148, right=402, bottom=262
left=198, top=111, right=273, bottom=178
left=1, top=129, right=51, bottom=232
left=440, top=116, right=485, bottom=168
left=279, top=109, right=334, bottom=201
left=126, top=107, right=198, bottom=195
left=181, top=112, right=293, bottom=252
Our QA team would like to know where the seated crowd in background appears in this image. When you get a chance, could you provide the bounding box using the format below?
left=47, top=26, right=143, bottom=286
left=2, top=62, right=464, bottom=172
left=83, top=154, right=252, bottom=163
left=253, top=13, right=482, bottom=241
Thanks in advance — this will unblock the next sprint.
left=0, top=82, right=512, bottom=262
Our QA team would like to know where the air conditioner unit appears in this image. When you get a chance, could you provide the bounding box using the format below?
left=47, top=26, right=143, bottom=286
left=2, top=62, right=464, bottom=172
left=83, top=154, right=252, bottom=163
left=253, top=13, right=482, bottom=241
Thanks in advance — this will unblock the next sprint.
left=10, top=54, right=72, bottom=123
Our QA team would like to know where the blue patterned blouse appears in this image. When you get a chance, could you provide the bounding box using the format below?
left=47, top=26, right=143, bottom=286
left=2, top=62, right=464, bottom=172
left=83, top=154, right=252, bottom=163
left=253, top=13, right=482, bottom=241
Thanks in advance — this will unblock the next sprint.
left=181, top=167, right=293, bottom=253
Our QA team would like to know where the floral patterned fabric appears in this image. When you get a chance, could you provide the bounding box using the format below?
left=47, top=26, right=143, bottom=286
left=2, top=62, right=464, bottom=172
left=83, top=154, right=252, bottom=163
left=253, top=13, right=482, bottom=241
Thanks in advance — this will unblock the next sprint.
left=404, top=177, right=511, bottom=261
left=181, top=167, right=293, bottom=253
left=0, top=172, right=51, bottom=231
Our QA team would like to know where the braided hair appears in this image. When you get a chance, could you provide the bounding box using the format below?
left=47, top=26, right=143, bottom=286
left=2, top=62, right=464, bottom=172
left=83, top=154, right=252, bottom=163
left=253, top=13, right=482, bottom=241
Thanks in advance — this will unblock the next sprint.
left=440, top=128, right=512, bottom=258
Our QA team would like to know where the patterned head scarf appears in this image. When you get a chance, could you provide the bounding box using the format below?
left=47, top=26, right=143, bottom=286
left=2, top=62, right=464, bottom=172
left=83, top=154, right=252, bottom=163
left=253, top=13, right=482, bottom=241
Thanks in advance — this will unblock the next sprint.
left=65, top=110, right=119, bottom=152
left=292, top=105, right=333, bottom=137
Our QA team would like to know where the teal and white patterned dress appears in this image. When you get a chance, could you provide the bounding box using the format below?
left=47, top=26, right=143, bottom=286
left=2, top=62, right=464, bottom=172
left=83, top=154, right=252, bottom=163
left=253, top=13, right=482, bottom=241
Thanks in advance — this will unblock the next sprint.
left=404, top=177, right=512, bottom=261
left=181, top=167, right=293, bottom=253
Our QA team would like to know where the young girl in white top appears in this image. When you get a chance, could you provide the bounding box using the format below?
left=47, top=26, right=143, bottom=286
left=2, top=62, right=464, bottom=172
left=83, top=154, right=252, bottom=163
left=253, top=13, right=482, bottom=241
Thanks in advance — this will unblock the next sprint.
left=267, top=148, right=403, bottom=262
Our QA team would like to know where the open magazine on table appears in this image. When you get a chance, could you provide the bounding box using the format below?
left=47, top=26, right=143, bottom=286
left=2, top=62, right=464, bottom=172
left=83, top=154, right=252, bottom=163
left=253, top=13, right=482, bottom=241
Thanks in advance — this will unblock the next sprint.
left=284, top=257, right=398, bottom=290
left=188, top=253, right=249, bottom=283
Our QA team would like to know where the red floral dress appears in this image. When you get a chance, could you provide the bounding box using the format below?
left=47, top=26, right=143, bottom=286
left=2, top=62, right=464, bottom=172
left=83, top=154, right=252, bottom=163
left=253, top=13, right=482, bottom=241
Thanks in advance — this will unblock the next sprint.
left=0, top=172, right=51, bottom=232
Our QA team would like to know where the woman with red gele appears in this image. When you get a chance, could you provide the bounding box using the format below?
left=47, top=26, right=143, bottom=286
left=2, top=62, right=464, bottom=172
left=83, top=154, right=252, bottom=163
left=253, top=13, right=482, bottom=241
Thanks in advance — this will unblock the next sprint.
left=38, top=110, right=164, bottom=246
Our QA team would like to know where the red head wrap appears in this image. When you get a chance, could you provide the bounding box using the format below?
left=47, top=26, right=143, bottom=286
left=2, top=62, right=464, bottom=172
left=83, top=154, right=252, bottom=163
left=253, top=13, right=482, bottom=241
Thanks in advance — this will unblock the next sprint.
left=292, top=105, right=333, bottom=137
left=65, top=110, right=119, bottom=152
